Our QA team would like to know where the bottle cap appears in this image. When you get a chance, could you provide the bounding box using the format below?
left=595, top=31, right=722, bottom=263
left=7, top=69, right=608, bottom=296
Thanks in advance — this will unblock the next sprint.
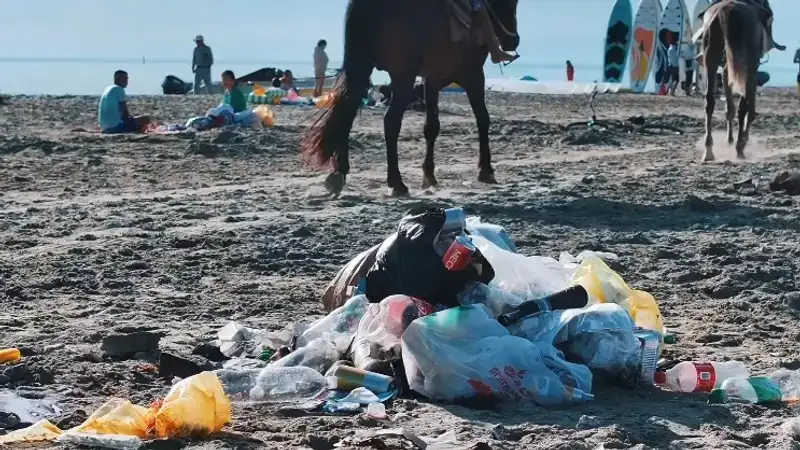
left=654, top=371, right=667, bottom=384
left=707, top=389, right=726, bottom=404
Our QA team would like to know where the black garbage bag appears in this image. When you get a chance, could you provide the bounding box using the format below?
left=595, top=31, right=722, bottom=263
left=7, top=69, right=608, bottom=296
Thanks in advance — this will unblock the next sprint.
left=162, top=75, right=191, bottom=95
left=365, top=207, right=494, bottom=308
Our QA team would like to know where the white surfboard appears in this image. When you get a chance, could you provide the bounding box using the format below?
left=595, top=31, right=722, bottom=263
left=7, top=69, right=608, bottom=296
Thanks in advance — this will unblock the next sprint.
left=629, top=0, right=661, bottom=93
left=655, top=0, right=684, bottom=94
left=692, top=0, right=712, bottom=92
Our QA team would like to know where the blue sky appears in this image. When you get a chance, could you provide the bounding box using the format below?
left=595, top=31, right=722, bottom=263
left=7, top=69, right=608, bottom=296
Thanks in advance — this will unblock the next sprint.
left=1, top=0, right=798, bottom=94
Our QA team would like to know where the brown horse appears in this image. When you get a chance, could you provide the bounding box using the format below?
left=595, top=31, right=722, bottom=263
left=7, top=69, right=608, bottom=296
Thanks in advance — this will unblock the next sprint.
left=698, top=0, right=783, bottom=162
left=300, top=0, right=520, bottom=197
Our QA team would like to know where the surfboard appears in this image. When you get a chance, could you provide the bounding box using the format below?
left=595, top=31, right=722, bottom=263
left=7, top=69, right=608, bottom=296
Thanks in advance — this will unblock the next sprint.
left=692, top=0, right=712, bottom=92
left=629, top=0, right=660, bottom=93
left=654, top=0, right=684, bottom=94
left=603, top=0, right=633, bottom=83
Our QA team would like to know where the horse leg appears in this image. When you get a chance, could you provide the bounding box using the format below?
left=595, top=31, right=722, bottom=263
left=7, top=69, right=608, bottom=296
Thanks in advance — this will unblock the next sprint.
left=721, top=68, right=736, bottom=146
left=422, top=80, right=441, bottom=189
left=463, top=78, right=496, bottom=184
left=703, top=62, right=718, bottom=162
left=736, top=75, right=757, bottom=158
left=384, top=77, right=414, bottom=197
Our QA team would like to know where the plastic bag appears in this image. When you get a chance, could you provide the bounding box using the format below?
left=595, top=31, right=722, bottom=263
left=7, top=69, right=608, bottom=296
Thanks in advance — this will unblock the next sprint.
left=298, top=295, right=369, bottom=351
left=458, top=282, right=525, bottom=318
left=253, top=105, right=275, bottom=127
left=471, top=235, right=571, bottom=301
left=322, top=245, right=380, bottom=312
left=567, top=256, right=664, bottom=333
left=153, top=371, right=231, bottom=438
left=70, top=398, right=153, bottom=438
left=509, top=304, right=641, bottom=381
left=365, top=208, right=494, bottom=308
left=0, top=419, right=62, bottom=444
left=465, top=216, right=517, bottom=253
left=401, top=305, right=593, bottom=406
left=357, top=295, right=434, bottom=352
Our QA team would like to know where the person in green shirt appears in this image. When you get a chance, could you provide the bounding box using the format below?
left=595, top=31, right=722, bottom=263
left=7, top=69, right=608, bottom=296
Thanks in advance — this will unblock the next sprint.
left=221, top=70, right=247, bottom=113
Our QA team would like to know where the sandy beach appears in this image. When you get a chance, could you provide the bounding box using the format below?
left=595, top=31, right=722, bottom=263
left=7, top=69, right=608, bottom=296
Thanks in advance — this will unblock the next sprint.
left=1, top=89, right=799, bottom=449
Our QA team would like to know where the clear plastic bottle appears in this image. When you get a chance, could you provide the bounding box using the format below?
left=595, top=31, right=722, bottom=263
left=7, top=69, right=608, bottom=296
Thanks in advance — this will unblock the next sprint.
left=215, top=366, right=328, bottom=402
left=654, top=361, right=749, bottom=393
left=268, top=339, right=339, bottom=374
left=709, top=369, right=800, bottom=404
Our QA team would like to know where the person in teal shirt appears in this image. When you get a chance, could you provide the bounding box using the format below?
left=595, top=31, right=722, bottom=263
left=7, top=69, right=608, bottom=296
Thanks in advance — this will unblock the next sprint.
left=98, top=70, right=150, bottom=133
left=221, top=70, right=247, bottom=113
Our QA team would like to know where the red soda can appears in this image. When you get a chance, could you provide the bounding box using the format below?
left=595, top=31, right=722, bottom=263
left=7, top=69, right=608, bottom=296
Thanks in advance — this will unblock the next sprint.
left=442, top=235, right=476, bottom=271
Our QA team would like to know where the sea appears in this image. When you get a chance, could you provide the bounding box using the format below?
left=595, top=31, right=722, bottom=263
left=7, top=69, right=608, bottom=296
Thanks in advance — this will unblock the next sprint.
left=1, top=0, right=798, bottom=96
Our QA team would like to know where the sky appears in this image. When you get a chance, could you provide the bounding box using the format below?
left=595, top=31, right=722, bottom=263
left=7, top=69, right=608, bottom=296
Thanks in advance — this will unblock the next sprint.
left=1, top=0, right=799, bottom=94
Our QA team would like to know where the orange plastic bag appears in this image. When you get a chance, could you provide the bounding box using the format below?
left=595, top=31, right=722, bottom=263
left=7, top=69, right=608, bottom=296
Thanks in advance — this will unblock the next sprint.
left=0, top=347, right=21, bottom=363
left=568, top=256, right=664, bottom=334
left=0, top=419, right=62, bottom=444
left=253, top=105, right=275, bottom=128
left=153, top=371, right=231, bottom=438
left=70, top=398, right=154, bottom=438
left=315, top=92, right=334, bottom=109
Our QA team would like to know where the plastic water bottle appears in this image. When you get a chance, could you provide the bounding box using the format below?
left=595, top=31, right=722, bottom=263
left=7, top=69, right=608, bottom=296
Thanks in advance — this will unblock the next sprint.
left=655, top=361, right=749, bottom=393
left=709, top=369, right=800, bottom=404
left=215, top=366, right=328, bottom=402
left=269, top=339, right=339, bottom=374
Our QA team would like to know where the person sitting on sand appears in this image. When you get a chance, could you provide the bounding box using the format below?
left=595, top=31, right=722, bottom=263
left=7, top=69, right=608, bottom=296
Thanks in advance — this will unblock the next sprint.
left=281, top=70, right=296, bottom=91
left=221, top=70, right=247, bottom=113
left=98, top=70, right=151, bottom=133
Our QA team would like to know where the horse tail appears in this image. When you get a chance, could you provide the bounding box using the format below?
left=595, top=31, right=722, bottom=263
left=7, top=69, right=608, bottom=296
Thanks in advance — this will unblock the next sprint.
left=300, top=0, right=376, bottom=170
left=721, top=5, right=750, bottom=96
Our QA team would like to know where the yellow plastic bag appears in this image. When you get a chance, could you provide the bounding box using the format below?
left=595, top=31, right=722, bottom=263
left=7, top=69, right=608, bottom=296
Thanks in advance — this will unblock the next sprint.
left=568, top=256, right=664, bottom=334
left=253, top=105, right=275, bottom=128
left=70, top=398, right=154, bottom=438
left=0, top=419, right=62, bottom=443
left=153, top=371, right=231, bottom=439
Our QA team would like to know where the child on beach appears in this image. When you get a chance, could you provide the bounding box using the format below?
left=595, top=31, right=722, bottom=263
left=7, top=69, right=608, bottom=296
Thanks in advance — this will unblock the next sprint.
left=221, top=70, right=247, bottom=113
left=98, top=70, right=151, bottom=133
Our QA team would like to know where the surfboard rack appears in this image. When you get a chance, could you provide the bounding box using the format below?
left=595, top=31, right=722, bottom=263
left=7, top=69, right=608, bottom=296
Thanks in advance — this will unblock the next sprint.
left=561, top=90, right=684, bottom=135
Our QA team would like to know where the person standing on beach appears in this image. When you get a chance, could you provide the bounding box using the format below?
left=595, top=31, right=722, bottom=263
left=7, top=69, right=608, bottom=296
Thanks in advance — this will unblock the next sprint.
left=794, top=45, right=800, bottom=94
left=566, top=60, right=575, bottom=81
left=682, top=42, right=696, bottom=96
left=192, top=35, right=214, bottom=94
left=314, top=39, right=329, bottom=97
left=98, top=70, right=151, bottom=133
left=666, top=41, right=680, bottom=96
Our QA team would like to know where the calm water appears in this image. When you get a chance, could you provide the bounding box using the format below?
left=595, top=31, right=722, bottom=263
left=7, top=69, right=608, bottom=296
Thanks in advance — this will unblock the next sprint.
left=1, top=0, right=798, bottom=95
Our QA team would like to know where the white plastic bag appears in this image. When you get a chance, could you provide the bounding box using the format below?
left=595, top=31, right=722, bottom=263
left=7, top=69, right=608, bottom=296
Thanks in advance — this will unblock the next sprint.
left=356, top=295, right=434, bottom=352
left=466, top=217, right=517, bottom=253
left=458, top=282, right=525, bottom=318
left=471, top=235, right=572, bottom=301
left=510, top=303, right=640, bottom=375
left=401, top=305, right=593, bottom=406
left=297, top=295, right=369, bottom=352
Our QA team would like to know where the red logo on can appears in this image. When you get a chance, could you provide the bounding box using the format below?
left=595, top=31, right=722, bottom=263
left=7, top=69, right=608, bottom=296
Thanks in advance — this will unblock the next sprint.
left=442, top=235, right=476, bottom=271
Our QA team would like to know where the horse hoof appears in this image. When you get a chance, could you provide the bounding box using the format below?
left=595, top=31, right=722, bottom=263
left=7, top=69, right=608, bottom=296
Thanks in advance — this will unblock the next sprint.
left=421, top=175, right=439, bottom=190
left=478, top=171, right=497, bottom=184
left=702, top=152, right=715, bottom=162
left=325, top=173, right=346, bottom=197
left=389, top=185, right=410, bottom=197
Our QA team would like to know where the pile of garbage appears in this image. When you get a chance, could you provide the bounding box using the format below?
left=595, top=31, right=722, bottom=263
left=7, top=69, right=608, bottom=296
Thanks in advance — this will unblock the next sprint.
left=2, top=206, right=799, bottom=447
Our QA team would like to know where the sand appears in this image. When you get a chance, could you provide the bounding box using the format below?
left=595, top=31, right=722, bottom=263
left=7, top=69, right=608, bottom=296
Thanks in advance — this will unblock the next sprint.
left=1, top=89, right=799, bottom=450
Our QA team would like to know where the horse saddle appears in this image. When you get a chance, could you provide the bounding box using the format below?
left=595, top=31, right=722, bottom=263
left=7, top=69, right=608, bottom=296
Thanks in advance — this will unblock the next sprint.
left=444, top=0, right=474, bottom=43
